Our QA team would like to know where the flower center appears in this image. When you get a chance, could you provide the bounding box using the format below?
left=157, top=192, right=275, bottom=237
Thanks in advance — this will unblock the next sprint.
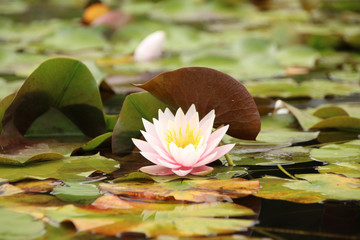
left=165, top=124, right=201, bottom=149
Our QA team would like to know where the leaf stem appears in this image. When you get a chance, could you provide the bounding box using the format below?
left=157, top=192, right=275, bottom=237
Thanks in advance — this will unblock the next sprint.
left=277, top=164, right=298, bottom=180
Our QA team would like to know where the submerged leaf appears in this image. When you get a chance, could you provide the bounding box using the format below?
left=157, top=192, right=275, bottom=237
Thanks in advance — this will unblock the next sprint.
left=138, top=67, right=261, bottom=140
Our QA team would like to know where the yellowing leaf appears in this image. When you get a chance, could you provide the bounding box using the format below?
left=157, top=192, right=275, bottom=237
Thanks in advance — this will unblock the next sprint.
left=100, top=178, right=259, bottom=202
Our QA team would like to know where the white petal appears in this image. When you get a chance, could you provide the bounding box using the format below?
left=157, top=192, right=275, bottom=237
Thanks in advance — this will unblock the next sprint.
left=199, top=109, right=215, bottom=128
left=169, top=142, right=199, bottom=167
left=185, top=104, right=197, bottom=121
left=164, top=108, right=175, bottom=121
left=134, top=30, right=165, bottom=62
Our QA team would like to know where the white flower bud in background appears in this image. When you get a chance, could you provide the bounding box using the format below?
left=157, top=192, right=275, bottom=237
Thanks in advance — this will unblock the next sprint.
left=134, top=31, right=166, bottom=62
left=274, top=100, right=289, bottom=114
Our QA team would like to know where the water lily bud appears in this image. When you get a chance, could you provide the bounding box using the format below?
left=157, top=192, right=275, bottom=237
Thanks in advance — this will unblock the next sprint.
left=134, top=31, right=166, bottom=62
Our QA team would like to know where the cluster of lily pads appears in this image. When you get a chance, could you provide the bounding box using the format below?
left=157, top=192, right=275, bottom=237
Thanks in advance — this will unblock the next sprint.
left=0, top=0, right=360, bottom=239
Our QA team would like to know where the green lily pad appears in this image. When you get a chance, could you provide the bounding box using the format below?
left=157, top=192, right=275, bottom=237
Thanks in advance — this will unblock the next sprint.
left=46, top=201, right=255, bottom=237
left=112, top=91, right=170, bottom=155
left=257, top=131, right=319, bottom=144
left=318, top=162, right=360, bottom=178
left=230, top=146, right=312, bottom=166
left=276, top=46, right=320, bottom=68
left=0, top=141, right=81, bottom=165
left=310, top=116, right=360, bottom=133
left=53, top=180, right=102, bottom=204
left=245, top=78, right=360, bottom=99
left=255, top=173, right=360, bottom=203
left=42, top=27, right=108, bottom=51
left=0, top=208, right=44, bottom=240
left=312, top=105, right=349, bottom=118
left=0, top=154, right=119, bottom=182
left=310, top=140, right=360, bottom=164
left=0, top=58, right=110, bottom=148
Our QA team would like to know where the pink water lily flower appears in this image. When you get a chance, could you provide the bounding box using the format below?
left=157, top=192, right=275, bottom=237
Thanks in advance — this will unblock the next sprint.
left=132, top=104, right=235, bottom=176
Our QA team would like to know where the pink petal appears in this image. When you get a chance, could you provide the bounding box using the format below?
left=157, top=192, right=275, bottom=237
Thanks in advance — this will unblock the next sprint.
left=212, top=144, right=235, bottom=160
left=190, top=166, right=214, bottom=176
left=140, top=152, right=179, bottom=168
left=132, top=138, right=155, bottom=153
left=142, top=119, right=157, bottom=137
left=195, top=144, right=235, bottom=167
left=201, top=125, right=229, bottom=158
left=193, top=151, right=217, bottom=167
left=172, top=168, right=193, bottom=176
left=140, top=165, right=174, bottom=176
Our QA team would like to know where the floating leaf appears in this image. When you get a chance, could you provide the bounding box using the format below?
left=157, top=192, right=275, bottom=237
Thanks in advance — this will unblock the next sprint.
left=0, top=141, right=81, bottom=165
left=318, top=162, right=360, bottom=178
left=72, top=132, right=112, bottom=155
left=42, top=27, right=108, bottom=51
left=112, top=92, right=169, bottom=155
left=255, top=173, right=360, bottom=203
left=310, top=140, right=360, bottom=164
left=276, top=45, right=320, bottom=68
left=15, top=179, right=61, bottom=193
left=0, top=154, right=119, bottom=182
left=310, top=116, right=360, bottom=133
left=230, top=146, right=313, bottom=166
left=53, top=180, right=102, bottom=204
left=139, top=67, right=261, bottom=140
left=245, top=78, right=360, bottom=99
left=257, top=131, right=319, bottom=144
left=0, top=208, right=44, bottom=240
left=0, top=183, right=23, bottom=196
left=46, top=201, right=255, bottom=237
left=312, top=105, right=349, bottom=118
left=100, top=178, right=259, bottom=202
left=0, top=58, right=109, bottom=148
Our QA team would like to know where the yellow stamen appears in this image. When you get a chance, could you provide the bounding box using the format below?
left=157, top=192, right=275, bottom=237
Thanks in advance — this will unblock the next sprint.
left=165, top=124, right=201, bottom=149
